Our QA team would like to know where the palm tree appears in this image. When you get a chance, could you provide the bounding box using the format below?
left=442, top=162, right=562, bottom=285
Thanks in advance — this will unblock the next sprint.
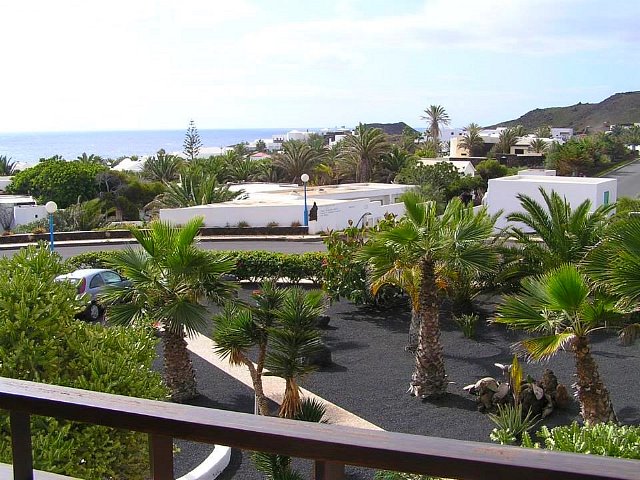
left=505, top=188, right=614, bottom=279
left=359, top=193, right=498, bottom=398
left=273, top=140, right=322, bottom=184
left=376, top=145, right=412, bottom=183
left=142, top=151, right=183, bottom=183
left=421, top=105, right=450, bottom=149
left=0, top=155, right=17, bottom=175
left=340, top=123, right=389, bottom=183
left=535, top=125, right=552, bottom=138
left=529, top=138, right=549, bottom=154
left=213, top=282, right=285, bottom=416
left=458, top=123, right=484, bottom=157
left=494, top=128, right=519, bottom=154
left=265, top=288, right=324, bottom=418
left=146, top=172, right=241, bottom=212
left=494, top=265, right=619, bottom=424
left=101, top=218, right=236, bottom=402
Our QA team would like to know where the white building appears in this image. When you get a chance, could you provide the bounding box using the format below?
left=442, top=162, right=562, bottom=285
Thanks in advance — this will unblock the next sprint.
left=0, top=177, right=12, bottom=192
left=419, top=159, right=476, bottom=176
left=159, top=183, right=414, bottom=234
left=0, top=195, right=43, bottom=232
left=485, top=173, right=616, bottom=231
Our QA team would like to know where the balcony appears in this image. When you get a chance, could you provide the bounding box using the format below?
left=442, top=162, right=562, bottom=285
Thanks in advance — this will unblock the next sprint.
left=0, top=377, right=637, bottom=480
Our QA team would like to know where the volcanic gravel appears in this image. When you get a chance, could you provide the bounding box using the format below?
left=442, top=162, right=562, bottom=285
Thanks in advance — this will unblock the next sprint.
left=170, top=285, right=640, bottom=479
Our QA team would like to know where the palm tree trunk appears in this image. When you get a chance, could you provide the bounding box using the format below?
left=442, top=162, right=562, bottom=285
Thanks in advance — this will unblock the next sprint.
left=571, top=336, right=617, bottom=424
left=406, top=307, right=419, bottom=353
left=279, top=378, right=301, bottom=419
left=247, top=344, right=270, bottom=416
left=357, top=156, right=370, bottom=183
left=163, top=329, right=198, bottom=402
left=409, top=259, right=447, bottom=398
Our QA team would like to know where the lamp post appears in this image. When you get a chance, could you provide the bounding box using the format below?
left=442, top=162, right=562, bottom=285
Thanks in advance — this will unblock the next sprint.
left=44, top=201, right=57, bottom=252
left=300, top=173, right=309, bottom=227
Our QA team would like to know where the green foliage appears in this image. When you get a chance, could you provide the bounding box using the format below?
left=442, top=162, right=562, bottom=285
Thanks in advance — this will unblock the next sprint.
left=183, top=119, right=202, bottom=161
left=67, top=249, right=326, bottom=285
left=522, top=422, right=640, bottom=459
left=6, top=159, right=107, bottom=208
left=396, top=160, right=461, bottom=208
left=0, top=244, right=166, bottom=479
left=488, top=404, right=539, bottom=445
left=453, top=313, right=479, bottom=339
left=56, top=198, right=109, bottom=231
left=475, top=158, right=511, bottom=181
left=0, top=155, right=17, bottom=175
left=544, top=134, right=629, bottom=176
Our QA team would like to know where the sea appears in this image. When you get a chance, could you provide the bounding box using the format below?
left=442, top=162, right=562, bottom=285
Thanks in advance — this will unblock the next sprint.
left=0, top=128, right=316, bottom=167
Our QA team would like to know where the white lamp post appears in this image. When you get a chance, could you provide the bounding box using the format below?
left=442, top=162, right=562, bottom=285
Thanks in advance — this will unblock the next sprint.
left=44, top=201, right=57, bottom=252
left=300, top=173, right=309, bottom=226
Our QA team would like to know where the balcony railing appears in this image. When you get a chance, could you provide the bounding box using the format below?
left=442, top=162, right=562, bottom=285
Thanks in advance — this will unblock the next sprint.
left=0, top=377, right=637, bottom=480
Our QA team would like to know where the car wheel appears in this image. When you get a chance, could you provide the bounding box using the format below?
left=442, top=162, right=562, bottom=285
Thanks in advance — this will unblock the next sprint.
left=86, top=303, right=102, bottom=322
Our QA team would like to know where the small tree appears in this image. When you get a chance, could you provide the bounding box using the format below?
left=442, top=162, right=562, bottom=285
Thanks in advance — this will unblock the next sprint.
left=183, top=119, right=203, bottom=161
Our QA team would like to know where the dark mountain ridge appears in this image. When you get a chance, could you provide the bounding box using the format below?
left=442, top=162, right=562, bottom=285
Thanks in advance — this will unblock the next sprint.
left=487, top=92, right=640, bottom=133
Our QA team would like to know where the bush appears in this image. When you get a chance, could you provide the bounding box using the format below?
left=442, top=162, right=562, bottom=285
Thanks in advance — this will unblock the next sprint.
left=0, top=245, right=167, bottom=479
left=68, top=249, right=326, bottom=285
left=521, top=422, right=640, bottom=459
left=454, top=313, right=479, bottom=339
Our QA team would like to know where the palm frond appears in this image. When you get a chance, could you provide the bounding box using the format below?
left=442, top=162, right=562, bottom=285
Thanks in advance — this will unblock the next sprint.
left=515, top=333, right=575, bottom=362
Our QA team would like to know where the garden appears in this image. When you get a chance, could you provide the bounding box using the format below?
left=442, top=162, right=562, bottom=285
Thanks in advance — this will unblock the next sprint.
left=1, top=188, right=639, bottom=479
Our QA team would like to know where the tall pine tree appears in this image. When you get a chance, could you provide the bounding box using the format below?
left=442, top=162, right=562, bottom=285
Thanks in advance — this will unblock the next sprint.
left=183, top=119, right=202, bottom=161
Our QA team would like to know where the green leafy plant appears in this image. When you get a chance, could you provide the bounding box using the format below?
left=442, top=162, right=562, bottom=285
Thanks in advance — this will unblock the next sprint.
left=521, top=422, right=640, bottom=459
left=488, top=403, right=539, bottom=445
left=0, top=244, right=167, bottom=479
left=453, top=313, right=479, bottom=339
left=237, top=220, right=250, bottom=228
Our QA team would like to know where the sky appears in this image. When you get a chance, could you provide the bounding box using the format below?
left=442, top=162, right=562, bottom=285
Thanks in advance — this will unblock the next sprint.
left=1, top=0, right=638, bottom=133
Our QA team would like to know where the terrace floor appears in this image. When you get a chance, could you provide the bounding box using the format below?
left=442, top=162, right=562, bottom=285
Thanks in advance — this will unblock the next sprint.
left=169, top=285, right=640, bottom=479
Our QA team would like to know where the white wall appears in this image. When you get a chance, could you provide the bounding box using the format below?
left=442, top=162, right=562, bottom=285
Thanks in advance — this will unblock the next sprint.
left=12, top=205, right=48, bottom=231
left=0, top=177, right=12, bottom=192
left=486, top=175, right=617, bottom=231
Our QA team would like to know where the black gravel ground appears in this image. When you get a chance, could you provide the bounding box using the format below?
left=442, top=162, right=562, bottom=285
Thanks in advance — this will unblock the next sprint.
left=172, top=286, right=640, bottom=479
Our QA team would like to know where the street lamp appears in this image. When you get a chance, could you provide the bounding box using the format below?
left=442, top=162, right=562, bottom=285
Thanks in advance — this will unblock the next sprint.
left=300, top=173, right=309, bottom=226
left=44, top=201, right=57, bottom=252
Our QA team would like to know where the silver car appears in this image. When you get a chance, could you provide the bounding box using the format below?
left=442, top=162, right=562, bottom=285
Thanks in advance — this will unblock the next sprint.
left=55, top=268, right=129, bottom=321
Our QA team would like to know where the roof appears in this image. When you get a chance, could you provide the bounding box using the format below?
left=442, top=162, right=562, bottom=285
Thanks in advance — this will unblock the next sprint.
left=492, top=174, right=615, bottom=185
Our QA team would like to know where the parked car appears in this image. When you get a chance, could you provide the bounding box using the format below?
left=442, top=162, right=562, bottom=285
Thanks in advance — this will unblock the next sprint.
left=55, top=268, right=130, bottom=321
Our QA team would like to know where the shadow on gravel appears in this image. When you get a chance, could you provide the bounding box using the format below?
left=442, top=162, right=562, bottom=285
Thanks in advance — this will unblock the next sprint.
left=423, top=392, right=478, bottom=412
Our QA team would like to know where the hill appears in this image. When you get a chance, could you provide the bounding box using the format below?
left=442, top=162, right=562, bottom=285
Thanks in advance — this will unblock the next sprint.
left=364, top=122, right=418, bottom=135
left=487, top=92, right=640, bottom=133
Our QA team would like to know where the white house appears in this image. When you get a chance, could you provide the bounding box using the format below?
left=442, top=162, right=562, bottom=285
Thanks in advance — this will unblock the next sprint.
left=159, top=183, right=414, bottom=234
left=419, top=158, right=476, bottom=176
left=485, top=173, right=617, bottom=231
left=0, top=177, right=12, bottom=192
left=0, top=195, right=42, bottom=232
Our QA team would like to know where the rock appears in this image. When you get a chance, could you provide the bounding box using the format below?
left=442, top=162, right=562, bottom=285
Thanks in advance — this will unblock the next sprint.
left=315, top=315, right=331, bottom=329
left=303, top=343, right=332, bottom=367
left=541, top=369, right=559, bottom=394
left=554, top=384, right=571, bottom=409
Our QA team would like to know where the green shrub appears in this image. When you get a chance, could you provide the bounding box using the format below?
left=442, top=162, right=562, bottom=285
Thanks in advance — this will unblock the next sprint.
left=521, top=422, right=640, bottom=459
left=0, top=245, right=167, bottom=479
left=68, top=249, right=326, bottom=285
left=453, top=313, right=479, bottom=339
left=488, top=403, right=539, bottom=445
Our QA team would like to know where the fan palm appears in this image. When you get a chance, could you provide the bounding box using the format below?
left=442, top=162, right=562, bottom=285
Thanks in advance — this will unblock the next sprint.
left=265, top=288, right=324, bottom=418
left=504, top=188, right=614, bottom=280
left=359, top=193, right=498, bottom=397
left=529, top=138, right=549, bottom=154
left=584, top=217, right=640, bottom=344
left=101, top=218, right=236, bottom=402
left=420, top=105, right=450, bottom=150
left=376, top=146, right=413, bottom=183
left=494, top=265, right=619, bottom=424
left=213, top=282, right=285, bottom=416
left=273, top=140, right=323, bottom=184
left=340, top=124, right=389, bottom=183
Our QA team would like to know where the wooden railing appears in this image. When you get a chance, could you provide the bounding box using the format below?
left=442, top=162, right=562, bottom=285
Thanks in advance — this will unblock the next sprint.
left=0, top=377, right=637, bottom=480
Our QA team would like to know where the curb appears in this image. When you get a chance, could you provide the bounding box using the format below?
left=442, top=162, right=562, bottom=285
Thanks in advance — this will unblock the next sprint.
left=176, top=445, right=232, bottom=480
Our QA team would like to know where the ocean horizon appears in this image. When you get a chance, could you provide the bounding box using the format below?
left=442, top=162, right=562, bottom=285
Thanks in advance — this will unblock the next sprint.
left=0, top=128, right=321, bottom=166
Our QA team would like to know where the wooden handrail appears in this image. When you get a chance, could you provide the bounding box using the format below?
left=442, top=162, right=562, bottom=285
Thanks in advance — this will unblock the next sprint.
left=0, top=377, right=638, bottom=480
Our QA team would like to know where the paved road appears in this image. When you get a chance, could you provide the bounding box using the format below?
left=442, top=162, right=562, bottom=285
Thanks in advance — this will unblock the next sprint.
left=0, top=238, right=326, bottom=258
left=605, top=159, right=640, bottom=198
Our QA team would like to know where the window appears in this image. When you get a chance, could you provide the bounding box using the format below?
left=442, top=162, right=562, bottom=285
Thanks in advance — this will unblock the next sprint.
left=89, top=275, right=105, bottom=289
left=604, top=191, right=610, bottom=205
left=102, top=271, right=123, bottom=284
